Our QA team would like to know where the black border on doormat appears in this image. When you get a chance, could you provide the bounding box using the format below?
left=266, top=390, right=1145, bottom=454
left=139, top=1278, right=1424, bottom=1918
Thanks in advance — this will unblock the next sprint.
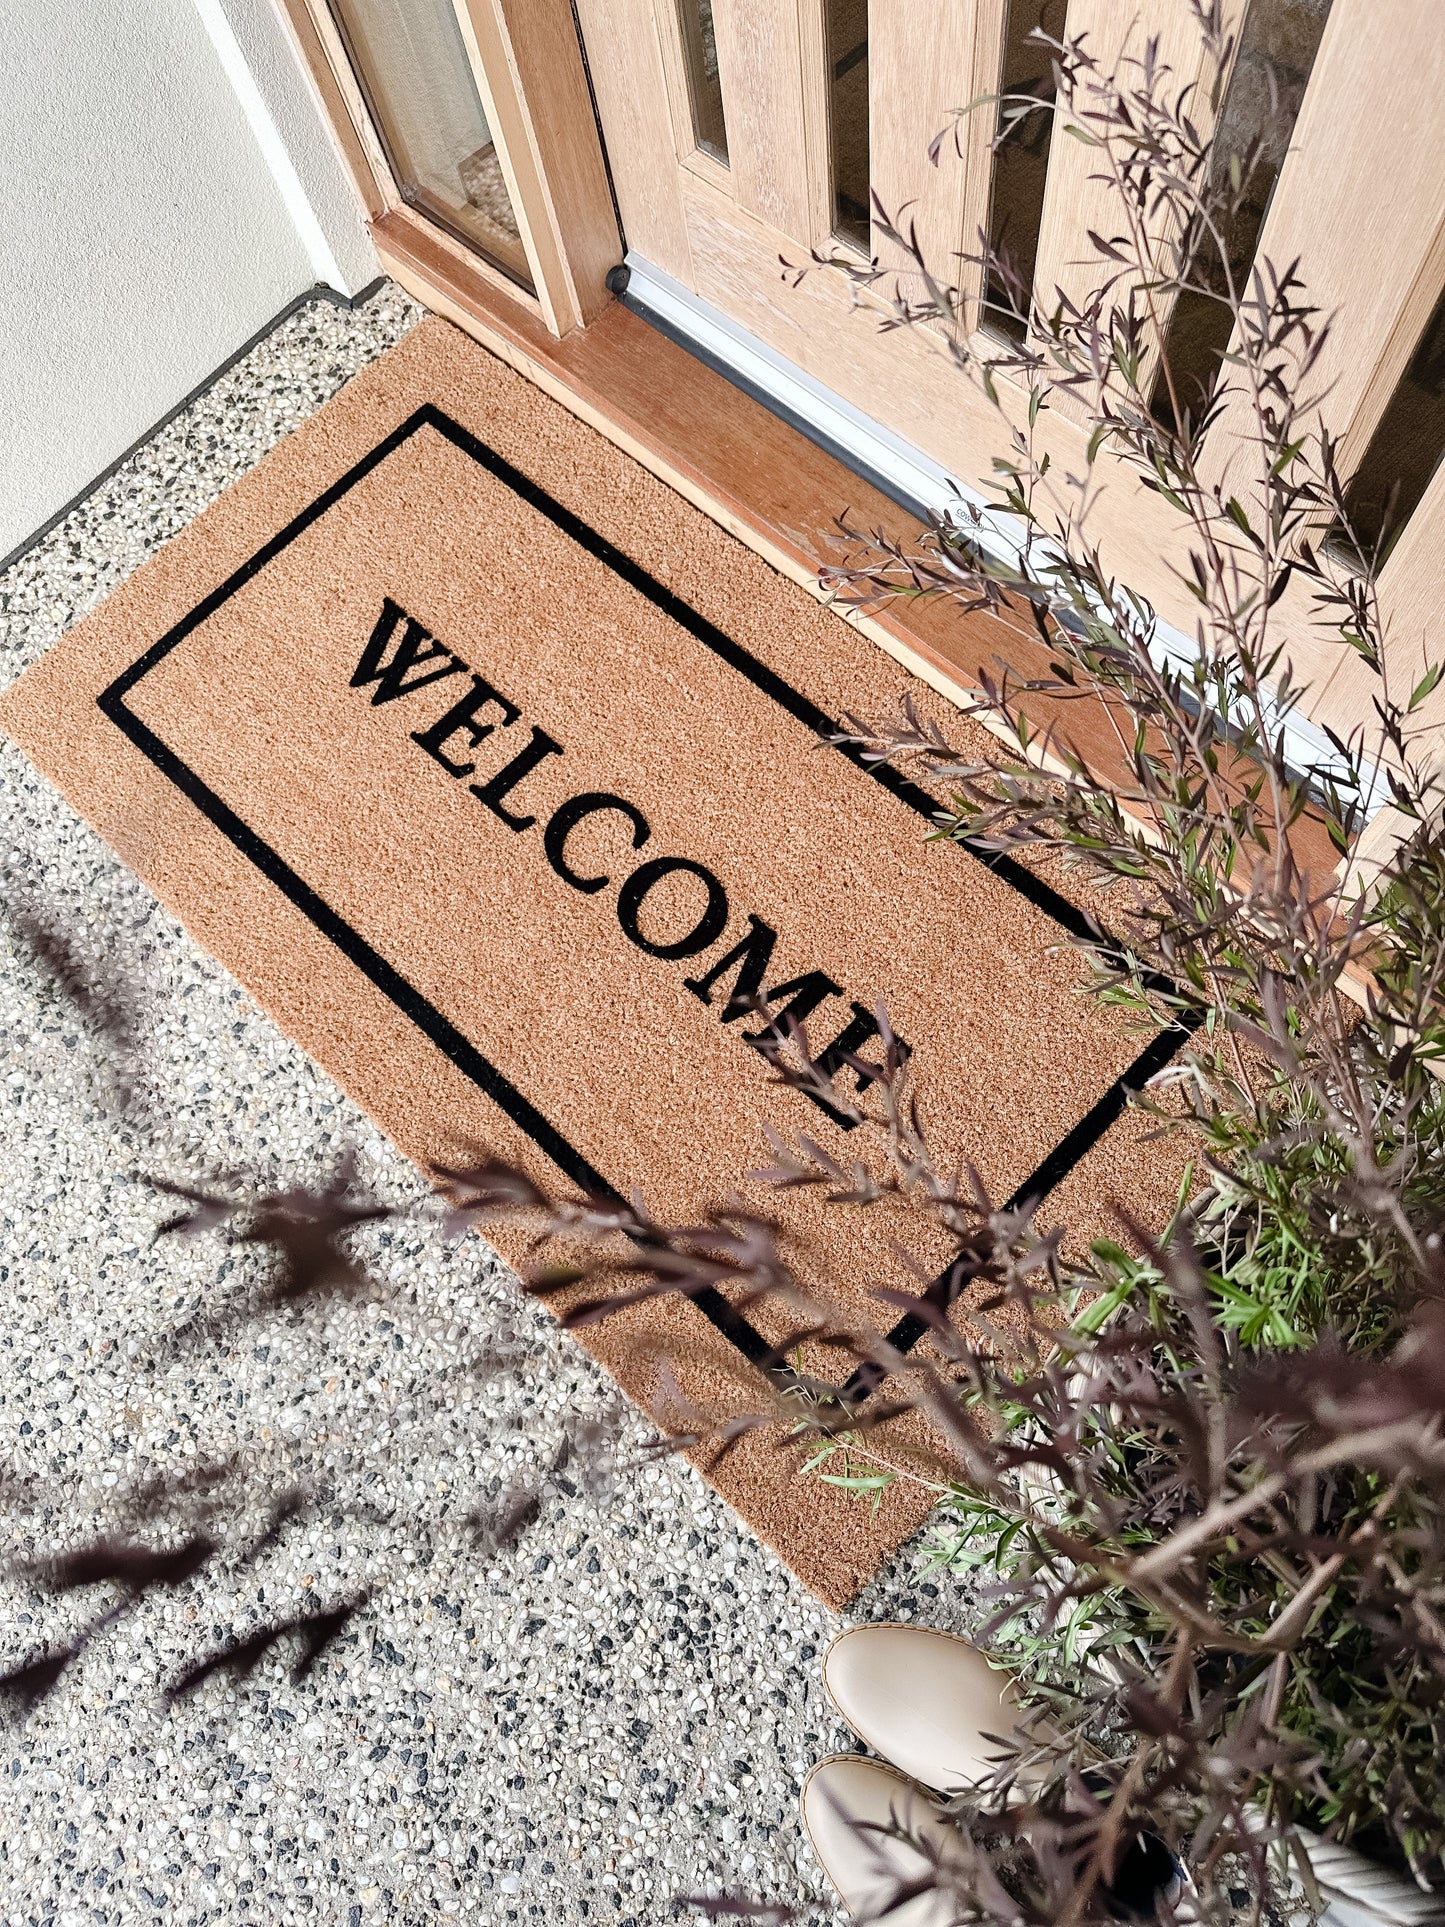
left=97, top=402, right=1195, bottom=1399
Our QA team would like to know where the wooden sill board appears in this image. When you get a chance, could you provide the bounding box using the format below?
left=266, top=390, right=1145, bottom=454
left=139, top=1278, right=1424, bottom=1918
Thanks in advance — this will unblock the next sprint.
left=372, top=209, right=1346, bottom=896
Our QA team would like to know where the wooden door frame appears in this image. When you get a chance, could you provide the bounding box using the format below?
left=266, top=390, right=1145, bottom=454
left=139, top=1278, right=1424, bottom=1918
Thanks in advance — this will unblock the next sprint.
left=274, top=0, right=621, bottom=338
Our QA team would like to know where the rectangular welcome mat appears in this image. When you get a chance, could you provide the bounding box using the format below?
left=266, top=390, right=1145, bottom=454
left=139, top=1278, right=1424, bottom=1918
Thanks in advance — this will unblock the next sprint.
left=0, top=317, right=1187, bottom=1607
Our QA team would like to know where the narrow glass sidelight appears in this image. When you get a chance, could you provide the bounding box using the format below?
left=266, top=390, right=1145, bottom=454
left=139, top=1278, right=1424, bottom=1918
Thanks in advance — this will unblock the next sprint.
left=1152, top=0, right=1334, bottom=429
left=982, top=0, right=1065, bottom=341
left=825, top=0, right=870, bottom=254
left=325, top=0, right=534, bottom=290
left=1333, top=286, right=1445, bottom=566
left=677, top=0, right=729, bottom=165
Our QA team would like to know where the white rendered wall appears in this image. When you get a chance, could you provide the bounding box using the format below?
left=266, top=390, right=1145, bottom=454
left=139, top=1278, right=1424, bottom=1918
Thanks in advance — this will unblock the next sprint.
left=0, top=0, right=378, bottom=561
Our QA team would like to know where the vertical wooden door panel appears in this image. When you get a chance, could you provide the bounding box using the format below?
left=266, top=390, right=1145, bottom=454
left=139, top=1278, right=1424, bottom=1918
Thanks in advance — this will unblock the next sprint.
left=1203, top=0, right=1445, bottom=495
left=710, top=0, right=818, bottom=238
left=572, top=0, right=695, bottom=284
left=1305, top=456, right=1445, bottom=773
left=1345, top=482, right=1445, bottom=885
left=796, top=0, right=836, bottom=248
left=1031, top=1, right=1243, bottom=342
left=869, top=0, right=1003, bottom=320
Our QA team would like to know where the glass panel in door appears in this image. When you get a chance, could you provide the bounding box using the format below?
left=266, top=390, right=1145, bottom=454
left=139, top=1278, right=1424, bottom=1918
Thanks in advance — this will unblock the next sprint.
left=825, top=0, right=870, bottom=254
left=677, top=0, right=730, bottom=164
left=983, top=0, right=1065, bottom=341
left=1152, top=0, right=1334, bottom=428
left=326, top=0, right=534, bottom=290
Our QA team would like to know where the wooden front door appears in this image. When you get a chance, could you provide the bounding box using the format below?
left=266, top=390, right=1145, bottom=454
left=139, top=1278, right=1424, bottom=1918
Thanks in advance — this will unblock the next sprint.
left=574, top=0, right=1016, bottom=502
left=572, top=0, right=1445, bottom=778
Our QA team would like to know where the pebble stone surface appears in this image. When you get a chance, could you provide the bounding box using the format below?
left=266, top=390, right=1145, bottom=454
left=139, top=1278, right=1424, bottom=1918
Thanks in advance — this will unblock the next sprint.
left=0, top=283, right=977, bottom=1926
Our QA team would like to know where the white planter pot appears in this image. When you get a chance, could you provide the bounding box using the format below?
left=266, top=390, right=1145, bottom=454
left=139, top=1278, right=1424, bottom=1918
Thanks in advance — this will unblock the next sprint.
left=1300, top=1831, right=1445, bottom=1927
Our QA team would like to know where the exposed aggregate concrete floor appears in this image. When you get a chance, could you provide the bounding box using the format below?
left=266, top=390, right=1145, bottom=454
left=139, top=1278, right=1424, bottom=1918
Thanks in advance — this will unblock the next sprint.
left=0, top=282, right=975, bottom=1926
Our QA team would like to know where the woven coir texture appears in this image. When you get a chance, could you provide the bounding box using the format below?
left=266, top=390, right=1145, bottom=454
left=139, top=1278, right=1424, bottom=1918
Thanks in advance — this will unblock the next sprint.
left=0, top=318, right=1187, bottom=1608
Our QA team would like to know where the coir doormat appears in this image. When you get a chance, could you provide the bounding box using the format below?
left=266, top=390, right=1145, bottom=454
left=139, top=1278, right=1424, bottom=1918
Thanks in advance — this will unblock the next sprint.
left=0, top=318, right=1187, bottom=1607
